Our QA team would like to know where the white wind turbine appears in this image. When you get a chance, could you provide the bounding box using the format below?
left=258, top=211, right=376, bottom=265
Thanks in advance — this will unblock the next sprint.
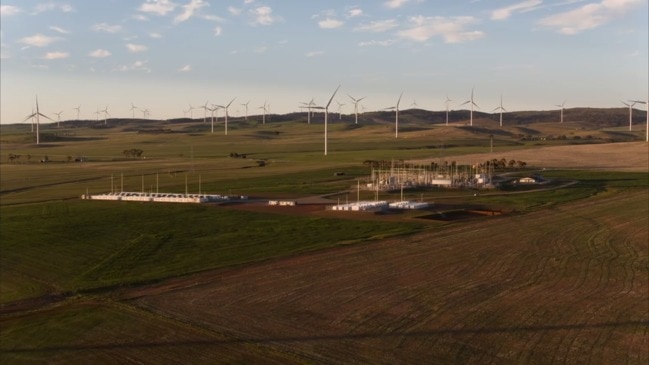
left=323, top=85, right=340, bottom=156
left=220, top=98, right=236, bottom=135
left=53, top=111, right=63, bottom=128
left=101, top=106, right=110, bottom=125
left=130, top=102, right=138, bottom=118
left=384, top=91, right=403, bottom=138
left=410, top=99, right=418, bottom=109
left=335, top=100, right=345, bottom=120
left=300, top=98, right=316, bottom=124
left=188, top=104, right=195, bottom=119
left=208, top=105, right=220, bottom=133
left=460, top=87, right=479, bottom=126
left=259, top=101, right=268, bottom=125
left=200, top=101, right=210, bottom=124
left=142, top=108, right=150, bottom=119
left=629, top=98, right=648, bottom=142
left=94, top=107, right=101, bottom=122
left=73, top=105, right=81, bottom=120
left=22, top=96, right=54, bottom=145
left=555, top=100, right=566, bottom=123
left=348, top=94, right=366, bottom=125
left=622, top=101, right=636, bottom=131
left=241, top=100, right=250, bottom=121
left=444, top=95, right=452, bottom=126
left=493, top=94, right=507, bottom=127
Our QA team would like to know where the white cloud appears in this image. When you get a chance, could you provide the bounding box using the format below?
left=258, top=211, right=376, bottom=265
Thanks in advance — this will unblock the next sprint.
left=174, top=0, right=208, bottom=24
left=244, top=0, right=254, bottom=3
left=538, top=0, right=643, bottom=34
left=228, top=6, right=242, bottom=15
left=44, top=51, right=69, bottom=60
left=179, top=64, right=191, bottom=72
left=491, top=0, right=543, bottom=21
left=214, top=26, right=223, bottom=36
left=117, top=60, right=151, bottom=72
left=92, top=23, right=122, bottom=33
left=33, top=3, right=74, bottom=14
left=139, top=0, right=176, bottom=16
left=49, top=26, right=70, bottom=34
left=318, top=18, right=344, bottom=29
left=358, top=39, right=398, bottom=47
left=19, top=34, right=61, bottom=47
left=149, top=32, right=163, bottom=38
left=250, top=6, right=278, bottom=26
left=306, top=50, right=324, bottom=57
left=0, top=5, right=21, bottom=16
left=398, top=16, right=485, bottom=43
left=89, top=49, right=111, bottom=58
left=126, top=43, right=148, bottom=52
left=385, top=0, right=409, bottom=9
left=354, top=19, right=398, bottom=32
left=348, top=8, right=363, bottom=17
left=253, top=45, right=268, bottom=53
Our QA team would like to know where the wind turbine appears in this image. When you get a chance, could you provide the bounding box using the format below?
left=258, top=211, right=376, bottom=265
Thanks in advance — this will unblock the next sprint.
left=348, top=94, right=366, bottom=125
left=142, top=108, right=150, bottom=119
left=629, top=98, right=648, bottom=142
left=22, top=96, right=53, bottom=145
left=73, top=105, right=81, bottom=120
left=259, top=101, right=268, bottom=125
left=410, top=99, right=418, bottom=109
left=444, top=95, right=452, bottom=126
left=101, top=106, right=110, bottom=125
left=188, top=104, right=195, bottom=119
left=493, top=94, right=507, bottom=127
left=53, top=111, right=63, bottom=128
left=622, top=101, right=636, bottom=131
left=555, top=100, right=566, bottom=123
left=219, top=98, right=236, bottom=135
left=384, top=91, right=403, bottom=138
left=199, top=101, right=209, bottom=124
left=208, top=105, right=220, bottom=133
left=460, top=87, right=479, bottom=126
left=241, top=100, right=250, bottom=121
left=335, top=100, right=345, bottom=120
left=300, top=98, right=316, bottom=124
left=94, top=108, right=100, bottom=122
left=130, top=102, right=138, bottom=118
left=322, top=85, right=340, bottom=156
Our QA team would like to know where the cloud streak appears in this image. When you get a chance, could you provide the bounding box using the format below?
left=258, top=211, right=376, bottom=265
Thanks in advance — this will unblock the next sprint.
left=491, top=0, right=543, bottom=21
left=398, top=16, right=485, bottom=43
left=538, top=0, right=643, bottom=34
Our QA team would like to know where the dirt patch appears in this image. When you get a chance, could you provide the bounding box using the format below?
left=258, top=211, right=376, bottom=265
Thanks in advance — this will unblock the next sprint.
left=412, top=141, right=649, bottom=171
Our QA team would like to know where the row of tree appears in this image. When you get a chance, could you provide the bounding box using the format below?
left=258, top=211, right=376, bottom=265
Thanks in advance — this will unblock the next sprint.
left=122, top=149, right=144, bottom=159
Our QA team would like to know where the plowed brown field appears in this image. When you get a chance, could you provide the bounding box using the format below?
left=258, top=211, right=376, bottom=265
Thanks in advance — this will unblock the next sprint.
left=118, top=190, right=648, bottom=364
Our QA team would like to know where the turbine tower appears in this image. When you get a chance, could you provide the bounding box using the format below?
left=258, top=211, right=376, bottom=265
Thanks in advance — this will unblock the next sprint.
left=220, top=98, right=236, bottom=135
left=101, top=106, right=110, bottom=125
left=555, top=100, right=566, bottom=123
left=130, top=103, right=138, bottom=118
left=208, top=105, right=220, bottom=133
left=22, top=96, right=53, bottom=145
left=259, top=101, right=268, bottom=125
left=335, top=100, right=345, bottom=120
left=241, top=100, right=250, bottom=121
left=460, top=87, right=479, bottom=126
left=348, top=94, right=366, bottom=125
left=493, top=94, right=507, bottom=127
left=188, top=104, right=195, bottom=119
left=300, top=99, right=315, bottom=124
left=384, top=91, right=403, bottom=138
left=73, top=105, right=81, bottom=120
left=54, top=111, right=63, bottom=128
left=622, top=101, right=636, bottom=131
left=444, top=95, right=452, bottom=126
left=629, top=98, right=648, bottom=142
left=323, top=85, right=340, bottom=156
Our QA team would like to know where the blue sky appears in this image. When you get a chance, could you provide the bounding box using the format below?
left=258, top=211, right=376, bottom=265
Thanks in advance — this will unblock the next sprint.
left=1, top=0, right=647, bottom=123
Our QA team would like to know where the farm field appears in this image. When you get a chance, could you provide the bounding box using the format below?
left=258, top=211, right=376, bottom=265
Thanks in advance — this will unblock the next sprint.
left=1, top=189, right=647, bottom=363
left=1, top=115, right=648, bottom=363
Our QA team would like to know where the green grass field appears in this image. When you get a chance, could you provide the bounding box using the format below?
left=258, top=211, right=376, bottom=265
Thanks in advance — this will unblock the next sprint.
left=1, top=116, right=647, bottom=363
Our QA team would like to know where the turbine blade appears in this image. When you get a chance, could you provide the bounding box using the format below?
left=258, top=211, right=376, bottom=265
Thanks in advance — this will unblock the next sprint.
left=326, top=85, right=341, bottom=109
